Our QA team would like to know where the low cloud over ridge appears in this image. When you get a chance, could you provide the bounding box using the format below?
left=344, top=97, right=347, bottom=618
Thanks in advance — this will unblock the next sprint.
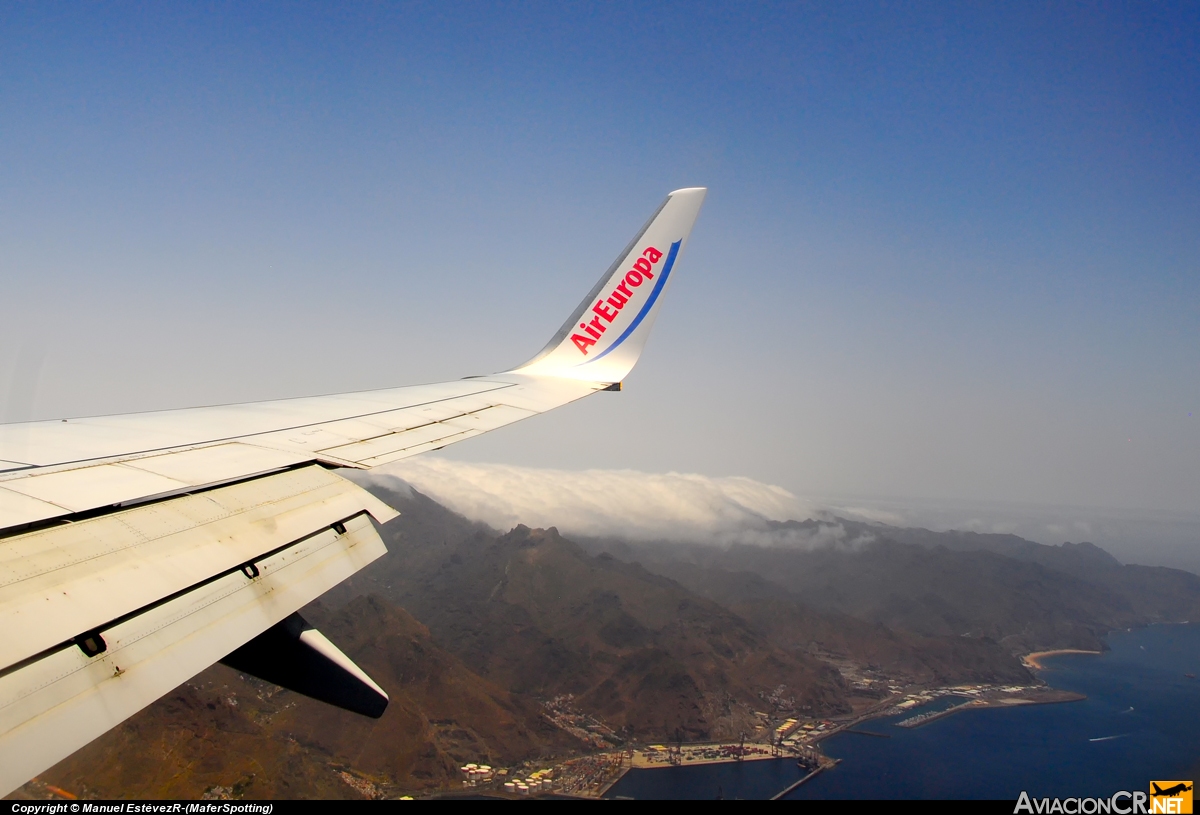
left=365, top=458, right=857, bottom=548
left=354, top=459, right=1200, bottom=572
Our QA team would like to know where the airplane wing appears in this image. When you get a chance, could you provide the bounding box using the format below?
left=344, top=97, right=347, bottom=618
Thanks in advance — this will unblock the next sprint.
left=0, top=187, right=707, bottom=796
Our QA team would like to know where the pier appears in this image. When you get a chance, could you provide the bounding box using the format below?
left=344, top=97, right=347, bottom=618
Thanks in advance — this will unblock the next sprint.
left=770, top=759, right=840, bottom=800
left=895, top=701, right=975, bottom=728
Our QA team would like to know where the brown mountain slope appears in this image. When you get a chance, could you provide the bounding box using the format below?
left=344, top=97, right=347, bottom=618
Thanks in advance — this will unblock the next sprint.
left=26, top=479, right=1187, bottom=800
left=328, top=484, right=852, bottom=738
left=587, top=523, right=1200, bottom=655
left=23, top=597, right=575, bottom=800
left=642, top=559, right=1033, bottom=685
left=832, top=519, right=1200, bottom=622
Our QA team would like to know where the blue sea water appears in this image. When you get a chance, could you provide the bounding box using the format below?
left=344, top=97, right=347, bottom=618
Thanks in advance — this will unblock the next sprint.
left=605, top=623, right=1200, bottom=800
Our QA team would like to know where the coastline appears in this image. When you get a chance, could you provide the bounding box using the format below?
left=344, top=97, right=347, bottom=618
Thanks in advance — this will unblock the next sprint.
left=1022, top=649, right=1103, bottom=670
left=825, top=686, right=1086, bottom=737
left=607, top=685, right=1086, bottom=798
left=603, top=624, right=1197, bottom=800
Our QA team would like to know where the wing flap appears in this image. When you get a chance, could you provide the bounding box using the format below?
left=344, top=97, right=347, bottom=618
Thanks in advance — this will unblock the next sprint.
left=0, top=465, right=397, bottom=672
left=0, top=512, right=386, bottom=797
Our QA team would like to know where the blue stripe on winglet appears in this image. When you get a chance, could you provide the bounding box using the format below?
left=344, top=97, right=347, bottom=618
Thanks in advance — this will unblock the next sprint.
left=587, top=240, right=682, bottom=364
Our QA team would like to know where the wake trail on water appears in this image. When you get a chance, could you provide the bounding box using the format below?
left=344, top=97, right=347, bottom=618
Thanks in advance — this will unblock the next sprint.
left=1088, top=734, right=1129, bottom=742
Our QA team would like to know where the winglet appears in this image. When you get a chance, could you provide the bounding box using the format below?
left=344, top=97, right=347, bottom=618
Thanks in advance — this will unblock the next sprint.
left=512, top=187, right=706, bottom=383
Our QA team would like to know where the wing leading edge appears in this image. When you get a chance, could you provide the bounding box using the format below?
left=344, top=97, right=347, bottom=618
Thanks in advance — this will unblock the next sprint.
left=0, top=187, right=706, bottom=795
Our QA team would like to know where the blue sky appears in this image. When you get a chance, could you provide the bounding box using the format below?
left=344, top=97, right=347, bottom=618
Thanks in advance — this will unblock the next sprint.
left=2, top=3, right=1197, bottom=544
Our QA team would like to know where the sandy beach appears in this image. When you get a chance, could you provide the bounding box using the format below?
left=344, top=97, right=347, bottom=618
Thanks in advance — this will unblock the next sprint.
left=1022, top=649, right=1102, bottom=670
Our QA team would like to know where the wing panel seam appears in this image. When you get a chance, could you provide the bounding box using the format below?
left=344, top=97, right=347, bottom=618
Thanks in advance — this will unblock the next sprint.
left=1, top=382, right=518, bottom=474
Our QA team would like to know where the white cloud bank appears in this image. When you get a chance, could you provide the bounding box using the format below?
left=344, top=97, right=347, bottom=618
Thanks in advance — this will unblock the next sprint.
left=367, top=458, right=868, bottom=548
left=357, top=459, right=1200, bottom=573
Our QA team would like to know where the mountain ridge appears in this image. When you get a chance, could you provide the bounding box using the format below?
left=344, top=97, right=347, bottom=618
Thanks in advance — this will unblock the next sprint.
left=14, top=479, right=1199, bottom=800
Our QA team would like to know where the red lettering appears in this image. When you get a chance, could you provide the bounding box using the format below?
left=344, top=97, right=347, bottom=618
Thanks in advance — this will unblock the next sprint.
left=616, top=281, right=633, bottom=298
left=582, top=322, right=601, bottom=340
left=571, top=333, right=596, bottom=354
left=633, top=258, right=653, bottom=279
left=643, top=246, right=663, bottom=263
left=625, top=270, right=644, bottom=287
left=607, top=291, right=628, bottom=309
left=589, top=316, right=607, bottom=333
left=593, top=300, right=617, bottom=322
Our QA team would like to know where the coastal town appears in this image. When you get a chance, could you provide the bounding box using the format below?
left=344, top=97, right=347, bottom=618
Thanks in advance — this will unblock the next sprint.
left=433, top=679, right=1085, bottom=799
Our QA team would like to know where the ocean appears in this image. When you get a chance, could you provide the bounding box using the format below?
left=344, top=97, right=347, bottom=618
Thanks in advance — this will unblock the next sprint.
left=604, top=623, right=1200, bottom=800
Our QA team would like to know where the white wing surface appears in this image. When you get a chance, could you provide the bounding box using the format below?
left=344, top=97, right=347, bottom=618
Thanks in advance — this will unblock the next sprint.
left=0, top=187, right=706, bottom=795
